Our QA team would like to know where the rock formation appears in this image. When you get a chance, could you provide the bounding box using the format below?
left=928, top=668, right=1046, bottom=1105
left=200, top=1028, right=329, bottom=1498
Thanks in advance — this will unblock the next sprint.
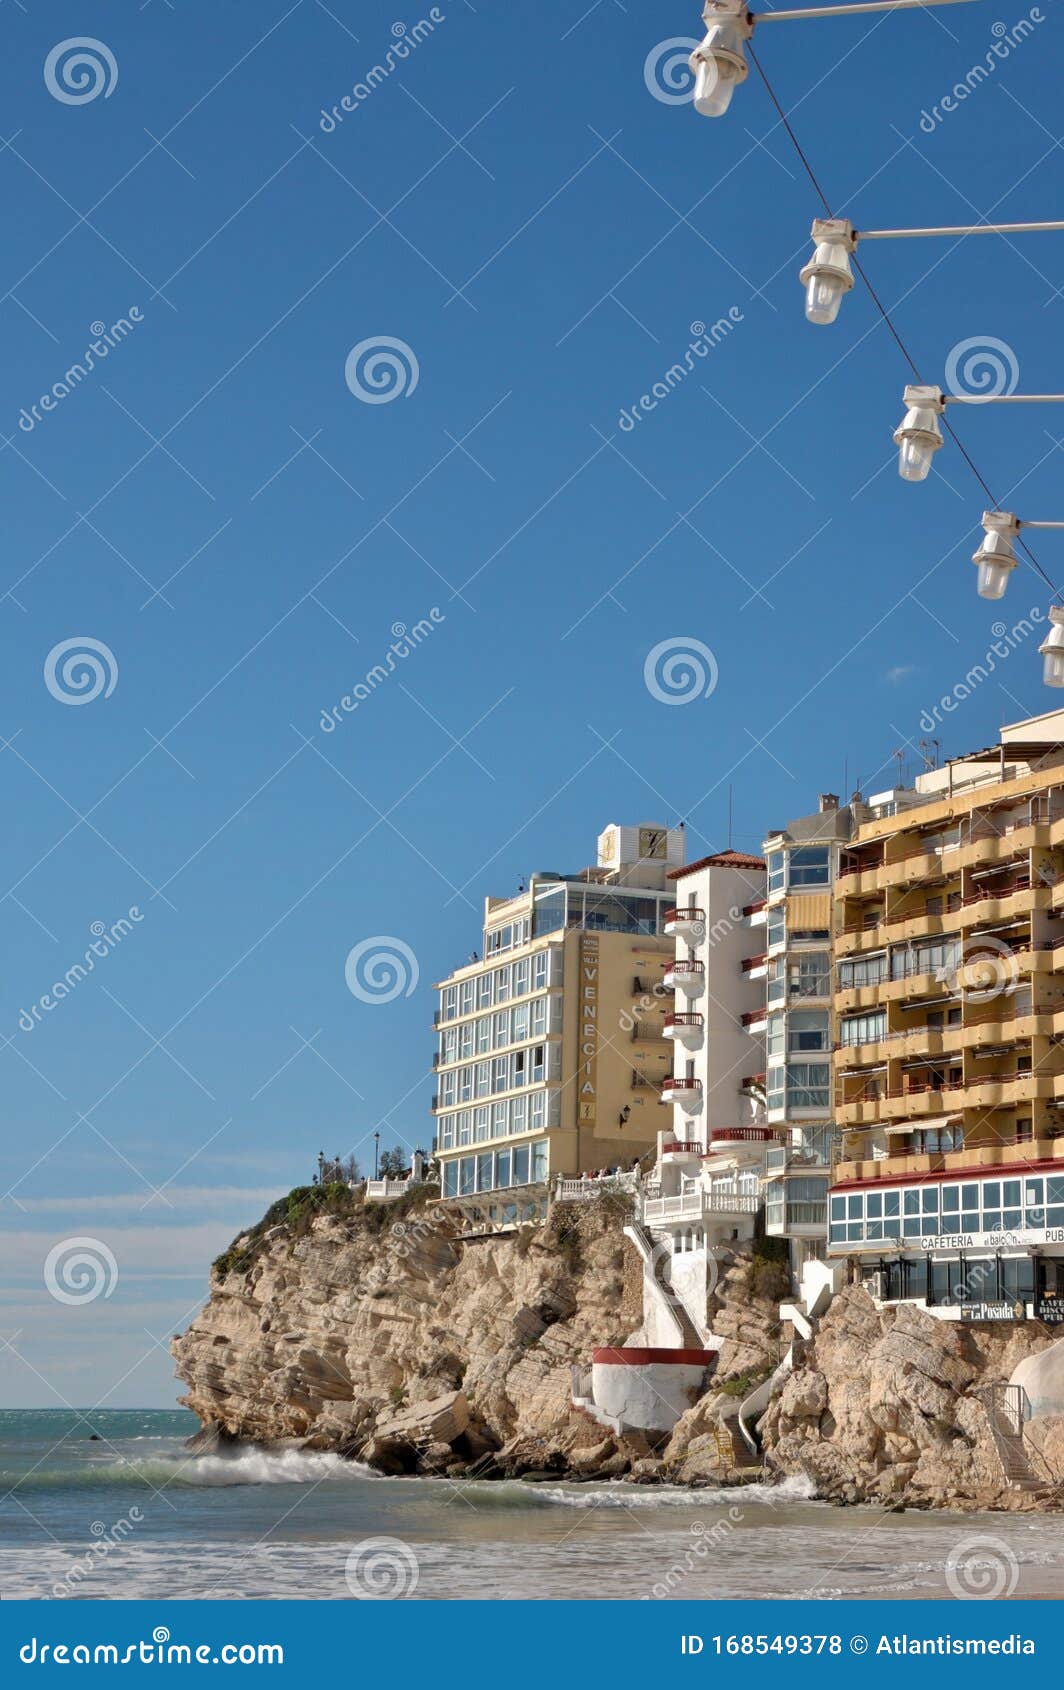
left=173, top=1186, right=1064, bottom=1505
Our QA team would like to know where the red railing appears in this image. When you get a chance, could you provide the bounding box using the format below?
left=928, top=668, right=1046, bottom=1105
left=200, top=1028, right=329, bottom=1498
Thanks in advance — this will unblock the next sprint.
left=662, top=1139, right=703, bottom=1154
left=743, top=898, right=767, bottom=917
left=742, top=953, right=768, bottom=972
left=662, top=1077, right=701, bottom=1093
left=667, top=960, right=705, bottom=976
left=710, top=1126, right=778, bottom=1143
left=741, top=1007, right=768, bottom=1026
left=664, top=1012, right=703, bottom=1029
left=741, top=1073, right=766, bottom=1089
left=664, top=907, right=705, bottom=925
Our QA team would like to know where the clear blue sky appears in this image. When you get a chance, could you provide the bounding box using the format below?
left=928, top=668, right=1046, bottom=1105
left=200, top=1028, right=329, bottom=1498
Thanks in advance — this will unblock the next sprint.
left=1, top=0, right=1061, bottom=1406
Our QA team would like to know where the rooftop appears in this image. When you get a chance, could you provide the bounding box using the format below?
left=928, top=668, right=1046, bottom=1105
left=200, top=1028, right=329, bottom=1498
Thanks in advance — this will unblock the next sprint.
left=669, top=850, right=765, bottom=879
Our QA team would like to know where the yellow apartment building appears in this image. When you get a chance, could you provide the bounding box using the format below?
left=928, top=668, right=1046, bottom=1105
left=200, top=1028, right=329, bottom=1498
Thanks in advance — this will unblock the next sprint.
left=828, top=709, right=1064, bottom=1320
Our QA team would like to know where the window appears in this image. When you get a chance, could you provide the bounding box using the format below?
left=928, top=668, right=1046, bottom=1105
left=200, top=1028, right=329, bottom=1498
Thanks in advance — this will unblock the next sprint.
left=767, top=850, right=785, bottom=895
left=786, top=1062, right=830, bottom=1108
left=838, top=952, right=888, bottom=990
left=443, top=1161, right=458, bottom=1197
left=767, top=907, right=785, bottom=950
left=443, top=986, right=457, bottom=1020
left=789, top=847, right=830, bottom=887
left=840, top=1009, right=886, bottom=1047
left=791, top=952, right=830, bottom=998
left=533, top=952, right=549, bottom=991
left=788, top=1011, right=829, bottom=1053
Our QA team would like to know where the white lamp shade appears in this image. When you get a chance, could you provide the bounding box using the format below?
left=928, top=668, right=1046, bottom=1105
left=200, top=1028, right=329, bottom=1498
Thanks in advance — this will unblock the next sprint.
left=976, top=558, right=1013, bottom=600
left=805, top=273, right=845, bottom=326
left=898, top=436, right=937, bottom=483
left=1041, top=620, right=1064, bottom=688
left=693, top=58, right=736, bottom=117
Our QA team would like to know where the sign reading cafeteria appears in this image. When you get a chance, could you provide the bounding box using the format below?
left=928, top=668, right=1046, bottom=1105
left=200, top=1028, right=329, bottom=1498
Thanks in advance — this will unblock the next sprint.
left=921, top=1226, right=1064, bottom=1253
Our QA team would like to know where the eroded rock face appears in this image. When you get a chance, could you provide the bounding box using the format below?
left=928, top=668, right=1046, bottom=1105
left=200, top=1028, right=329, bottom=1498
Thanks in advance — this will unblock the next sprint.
left=759, top=1284, right=1063, bottom=1511
left=172, top=1197, right=645, bottom=1478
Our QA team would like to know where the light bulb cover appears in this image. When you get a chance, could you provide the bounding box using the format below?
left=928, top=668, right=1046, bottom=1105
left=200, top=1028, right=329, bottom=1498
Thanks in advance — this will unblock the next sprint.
left=689, top=12, right=751, bottom=117
left=894, top=384, right=945, bottom=481
left=1040, top=607, right=1064, bottom=688
left=972, top=511, right=1019, bottom=599
left=799, top=218, right=855, bottom=325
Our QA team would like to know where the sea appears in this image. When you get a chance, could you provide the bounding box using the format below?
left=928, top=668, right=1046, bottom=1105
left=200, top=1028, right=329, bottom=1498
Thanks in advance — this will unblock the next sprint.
left=1, top=1409, right=1062, bottom=1601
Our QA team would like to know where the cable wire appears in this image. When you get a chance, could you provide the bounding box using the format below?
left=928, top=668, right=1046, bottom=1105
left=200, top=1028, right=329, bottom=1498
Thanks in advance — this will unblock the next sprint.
left=747, top=39, right=1063, bottom=603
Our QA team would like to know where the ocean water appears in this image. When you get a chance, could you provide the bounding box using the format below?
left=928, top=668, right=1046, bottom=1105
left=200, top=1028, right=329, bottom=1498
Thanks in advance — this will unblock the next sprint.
left=1, top=1409, right=1062, bottom=1601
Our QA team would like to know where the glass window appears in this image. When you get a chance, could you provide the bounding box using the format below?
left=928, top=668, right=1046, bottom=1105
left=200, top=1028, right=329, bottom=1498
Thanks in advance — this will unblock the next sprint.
left=513, top=1146, right=530, bottom=1185
left=531, top=1140, right=548, bottom=1181
left=767, top=850, right=785, bottom=895
left=789, top=1011, right=829, bottom=1052
left=476, top=1152, right=494, bottom=1192
left=443, top=1160, right=458, bottom=1197
left=459, top=1157, right=475, bottom=1196
left=789, top=847, right=830, bottom=886
left=477, top=973, right=493, bottom=1010
left=767, top=907, right=785, bottom=950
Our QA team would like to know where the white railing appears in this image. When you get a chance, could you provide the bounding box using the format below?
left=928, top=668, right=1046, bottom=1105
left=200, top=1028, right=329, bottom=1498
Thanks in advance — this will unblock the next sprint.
left=555, top=1173, right=640, bottom=1202
left=365, top=1177, right=411, bottom=1200
left=642, top=1187, right=760, bottom=1224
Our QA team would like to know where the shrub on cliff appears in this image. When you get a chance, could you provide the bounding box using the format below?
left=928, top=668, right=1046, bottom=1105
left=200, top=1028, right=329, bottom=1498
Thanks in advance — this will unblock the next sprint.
left=212, top=1182, right=356, bottom=1278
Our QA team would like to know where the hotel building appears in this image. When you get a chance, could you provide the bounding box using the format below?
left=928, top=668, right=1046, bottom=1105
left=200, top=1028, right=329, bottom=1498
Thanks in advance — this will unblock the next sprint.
left=432, top=824, right=684, bottom=1231
left=829, top=710, right=1064, bottom=1323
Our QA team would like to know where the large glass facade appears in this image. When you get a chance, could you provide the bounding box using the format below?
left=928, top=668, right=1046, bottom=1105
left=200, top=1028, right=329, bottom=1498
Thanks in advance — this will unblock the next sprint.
left=531, top=882, right=668, bottom=939
left=830, top=1172, right=1064, bottom=1248
left=441, top=1138, right=549, bottom=1197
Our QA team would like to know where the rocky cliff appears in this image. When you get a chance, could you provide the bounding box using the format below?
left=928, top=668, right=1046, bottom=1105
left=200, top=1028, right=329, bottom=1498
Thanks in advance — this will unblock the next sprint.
left=756, top=1284, right=1064, bottom=1511
left=173, top=1186, right=1064, bottom=1505
left=172, top=1185, right=780, bottom=1481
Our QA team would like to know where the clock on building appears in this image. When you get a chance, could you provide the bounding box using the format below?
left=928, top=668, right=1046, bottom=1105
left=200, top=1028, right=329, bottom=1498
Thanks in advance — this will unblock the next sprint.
left=639, top=827, right=667, bottom=860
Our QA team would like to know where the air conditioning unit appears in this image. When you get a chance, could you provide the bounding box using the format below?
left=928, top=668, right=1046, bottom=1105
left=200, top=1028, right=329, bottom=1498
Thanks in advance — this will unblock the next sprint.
left=866, top=1271, right=885, bottom=1303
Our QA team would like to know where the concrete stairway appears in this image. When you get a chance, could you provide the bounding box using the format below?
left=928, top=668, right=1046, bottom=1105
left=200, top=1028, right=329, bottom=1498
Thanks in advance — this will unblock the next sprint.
left=623, top=1222, right=704, bottom=1349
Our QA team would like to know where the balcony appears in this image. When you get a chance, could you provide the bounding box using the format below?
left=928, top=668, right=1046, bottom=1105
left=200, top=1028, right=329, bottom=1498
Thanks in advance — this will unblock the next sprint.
left=661, top=1139, right=703, bottom=1157
left=664, top=959, right=705, bottom=996
left=742, top=952, right=768, bottom=976
left=664, top=906, right=705, bottom=938
left=661, top=1077, right=703, bottom=1112
left=630, top=1019, right=669, bottom=1044
left=743, top=898, right=767, bottom=919
left=643, top=1186, right=760, bottom=1225
left=710, top=1126, right=778, bottom=1146
left=741, top=1006, right=768, bottom=1031
left=663, top=1012, right=703, bottom=1047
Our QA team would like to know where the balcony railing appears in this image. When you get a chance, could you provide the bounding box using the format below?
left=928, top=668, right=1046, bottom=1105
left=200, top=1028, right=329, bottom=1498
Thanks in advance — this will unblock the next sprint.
left=662, top=1139, right=703, bottom=1154
left=743, top=899, right=767, bottom=917
left=662, top=1077, right=702, bottom=1094
left=666, top=960, right=705, bottom=977
left=741, top=1007, right=768, bottom=1026
left=664, top=906, right=706, bottom=926
left=742, top=953, right=768, bottom=973
left=710, top=1126, right=778, bottom=1144
left=664, top=1012, right=703, bottom=1031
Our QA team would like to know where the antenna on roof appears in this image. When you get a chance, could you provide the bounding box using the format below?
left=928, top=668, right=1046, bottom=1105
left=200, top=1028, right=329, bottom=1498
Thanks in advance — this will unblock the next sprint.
left=727, top=785, right=733, bottom=850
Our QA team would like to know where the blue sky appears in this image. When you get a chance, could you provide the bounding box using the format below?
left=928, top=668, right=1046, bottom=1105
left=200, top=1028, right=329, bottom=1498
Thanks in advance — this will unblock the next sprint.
left=0, top=0, right=1061, bottom=1406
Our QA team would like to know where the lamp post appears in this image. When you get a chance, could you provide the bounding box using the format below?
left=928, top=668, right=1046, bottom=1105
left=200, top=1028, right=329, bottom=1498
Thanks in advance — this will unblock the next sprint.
left=801, top=216, right=1064, bottom=325
left=892, top=386, right=1064, bottom=483
left=373, top=1131, right=380, bottom=1179
left=690, top=0, right=982, bottom=120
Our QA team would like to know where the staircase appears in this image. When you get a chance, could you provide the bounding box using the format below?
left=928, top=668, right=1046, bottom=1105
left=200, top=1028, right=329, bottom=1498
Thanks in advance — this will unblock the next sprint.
left=980, top=1383, right=1044, bottom=1492
left=623, top=1222, right=704, bottom=1349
